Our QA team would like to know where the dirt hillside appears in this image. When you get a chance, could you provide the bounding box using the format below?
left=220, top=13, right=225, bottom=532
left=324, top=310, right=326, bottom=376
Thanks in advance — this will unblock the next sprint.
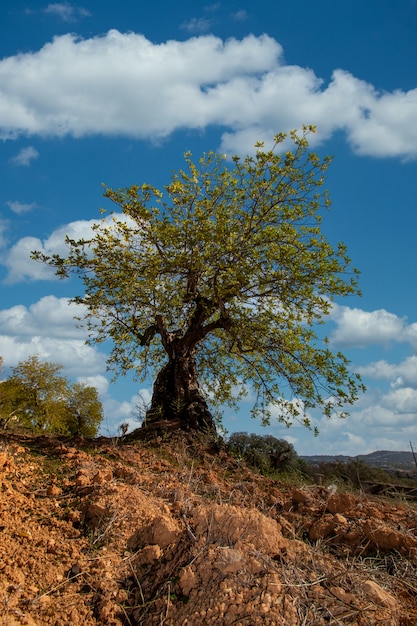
left=1, top=431, right=416, bottom=625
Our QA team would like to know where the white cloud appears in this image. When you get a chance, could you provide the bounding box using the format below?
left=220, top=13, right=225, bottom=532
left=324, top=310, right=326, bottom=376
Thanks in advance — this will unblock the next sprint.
left=3, top=218, right=99, bottom=283
left=44, top=3, right=90, bottom=22
left=99, top=388, right=153, bottom=436
left=0, top=296, right=85, bottom=339
left=2, top=212, right=150, bottom=284
left=348, top=87, right=417, bottom=158
left=0, top=31, right=416, bottom=158
left=383, top=387, right=417, bottom=415
left=403, top=322, right=417, bottom=351
left=76, top=374, right=109, bottom=395
left=358, top=356, right=417, bottom=389
left=10, top=146, right=39, bottom=166
left=0, top=32, right=280, bottom=140
left=329, top=304, right=406, bottom=348
left=104, top=395, right=139, bottom=421
left=0, top=297, right=92, bottom=369
left=4, top=236, right=58, bottom=283
left=325, top=378, right=417, bottom=448
left=287, top=394, right=416, bottom=456
left=6, top=201, right=36, bottom=215
left=0, top=296, right=104, bottom=377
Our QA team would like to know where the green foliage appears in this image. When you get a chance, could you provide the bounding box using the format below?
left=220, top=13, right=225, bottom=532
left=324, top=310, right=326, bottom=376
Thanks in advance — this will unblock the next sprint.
left=228, top=431, right=299, bottom=474
left=304, top=459, right=394, bottom=488
left=7, top=356, right=69, bottom=432
left=33, top=127, right=364, bottom=430
left=64, top=381, right=103, bottom=437
left=0, top=378, right=27, bottom=429
left=0, top=355, right=103, bottom=436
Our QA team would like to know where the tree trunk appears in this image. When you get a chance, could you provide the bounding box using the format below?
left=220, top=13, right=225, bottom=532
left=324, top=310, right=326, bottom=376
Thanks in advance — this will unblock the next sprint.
left=139, top=302, right=227, bottom=437
left=145, top=351, right=217, bottom=435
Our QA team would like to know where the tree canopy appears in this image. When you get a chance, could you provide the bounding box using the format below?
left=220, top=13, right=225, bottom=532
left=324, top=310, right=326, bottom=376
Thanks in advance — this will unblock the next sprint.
left=0, top=355, right=103, bottom=436
left=33, top=127, right=365, bottom=436
left=228, top=432, right=299, bottom=474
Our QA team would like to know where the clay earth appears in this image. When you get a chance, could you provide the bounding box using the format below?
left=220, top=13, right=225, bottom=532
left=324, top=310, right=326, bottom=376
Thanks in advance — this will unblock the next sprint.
left=1, top=431, right=416, bottom=625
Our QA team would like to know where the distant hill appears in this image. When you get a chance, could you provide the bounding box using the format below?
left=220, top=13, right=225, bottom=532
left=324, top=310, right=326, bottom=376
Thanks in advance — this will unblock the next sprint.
left=301, top=450, right=417, bottom=472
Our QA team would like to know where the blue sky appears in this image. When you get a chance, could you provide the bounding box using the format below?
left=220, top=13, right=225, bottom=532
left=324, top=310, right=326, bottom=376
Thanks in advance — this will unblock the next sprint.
left=1, top=0, right=417, bottom=455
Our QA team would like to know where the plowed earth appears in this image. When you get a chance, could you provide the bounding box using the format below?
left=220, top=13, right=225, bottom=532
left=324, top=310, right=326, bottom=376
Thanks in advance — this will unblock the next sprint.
left=1, top=431, right=417, bottom=625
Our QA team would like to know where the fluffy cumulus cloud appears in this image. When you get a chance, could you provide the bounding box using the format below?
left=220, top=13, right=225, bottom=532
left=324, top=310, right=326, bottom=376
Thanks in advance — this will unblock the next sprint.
left=2, top=212, right=147, bottom=284
left=0, top=31, right=417, bottom=158
left=383, top=387, right=417, bottom=415
left=0, top=295, right=104, bottom=376
left=3, top=218, right=100, bottom=283
left=345, top=355, right=417, bottom=442
left=325, top=304, right=417, bottom=452
left=329, top=304, right=407, bottom=348
left=349, top=390, right=417, bottom=438
left=403, top=322, right=417, bottom=351
left=282, top=391, right=416, bottom=456
left=329, top=305, right=417, bottom=352
left=76, top=374, right=109, bottom=396
left=358, top=356, right=417, bottom=389
left=0, top=296, right=85, bottom=339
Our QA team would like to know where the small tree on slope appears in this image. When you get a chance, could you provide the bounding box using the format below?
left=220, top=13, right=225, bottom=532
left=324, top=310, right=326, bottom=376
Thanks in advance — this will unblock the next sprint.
left=33, top=128, right=364, bottom=436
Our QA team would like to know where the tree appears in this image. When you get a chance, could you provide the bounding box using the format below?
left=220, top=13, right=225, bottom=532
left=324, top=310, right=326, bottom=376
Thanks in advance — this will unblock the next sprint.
left=65, top=382, right=103, bottom=437
left=0, top=355, right=103, bottom=436
left=8, top=356, right=69, bottom=432
left=228, top=432, right=298, bottom=474
left=0, top=378, right=26, bottom=429
left=33, top=127, right=364, bottom=436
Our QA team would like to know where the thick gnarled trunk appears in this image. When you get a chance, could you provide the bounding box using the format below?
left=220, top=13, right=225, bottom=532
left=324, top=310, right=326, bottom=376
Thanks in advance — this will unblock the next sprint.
left=145, top=352, right=216, bottom=435
left=140, top=301, right=226, bottom=436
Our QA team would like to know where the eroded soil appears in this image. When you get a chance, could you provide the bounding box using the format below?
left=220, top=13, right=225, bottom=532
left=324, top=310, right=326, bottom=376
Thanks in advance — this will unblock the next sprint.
left=1, top=431, right=417, bottom=625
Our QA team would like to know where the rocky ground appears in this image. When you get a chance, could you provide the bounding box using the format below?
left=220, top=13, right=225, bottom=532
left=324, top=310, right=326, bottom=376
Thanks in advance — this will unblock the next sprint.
left=1, top=430, right=417, bottom=626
